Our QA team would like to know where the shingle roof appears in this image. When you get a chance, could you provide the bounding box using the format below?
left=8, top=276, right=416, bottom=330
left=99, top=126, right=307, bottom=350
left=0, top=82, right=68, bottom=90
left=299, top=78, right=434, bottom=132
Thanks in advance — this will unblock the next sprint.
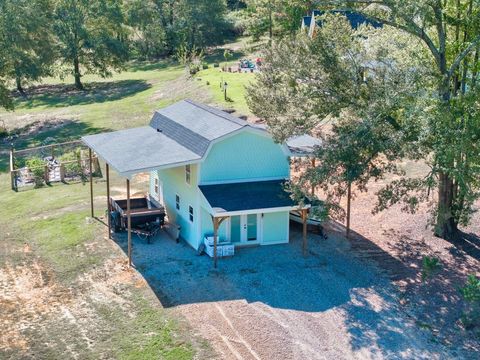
left=153, top=100, right=248, bottom=141
left=200, top=180, right=297, bottom=214
left=312, top=10, right=382, bottom=29
left=302, top=16, right=312, bottom=27
left=82, top=126, right=201, bottom=176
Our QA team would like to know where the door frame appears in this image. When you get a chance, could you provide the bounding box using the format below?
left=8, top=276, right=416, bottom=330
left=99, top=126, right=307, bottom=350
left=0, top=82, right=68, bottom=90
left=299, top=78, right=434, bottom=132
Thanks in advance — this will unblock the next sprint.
left=240, top=213, right=262, bottom=244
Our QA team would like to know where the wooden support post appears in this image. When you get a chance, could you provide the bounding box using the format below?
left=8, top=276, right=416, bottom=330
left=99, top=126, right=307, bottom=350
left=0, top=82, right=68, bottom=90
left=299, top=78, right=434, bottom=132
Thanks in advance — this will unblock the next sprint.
left=311, top=158, right=316, bottom=196
left=302, top=209, right=308, bottom=256
left=211, top=216, right=229, bottom=269
left=60, top=164, right=65, bottom=182
left=213, top=217, right=219, bottom=268
left=346, top=182, right=351, bottom=239
left=127, top=179, right=132, bottom=267
left=44, top=165, right=50, bottom=184
left=89, top=148, right=94, bottom=218
left=106, top=163, right=111, bottom=239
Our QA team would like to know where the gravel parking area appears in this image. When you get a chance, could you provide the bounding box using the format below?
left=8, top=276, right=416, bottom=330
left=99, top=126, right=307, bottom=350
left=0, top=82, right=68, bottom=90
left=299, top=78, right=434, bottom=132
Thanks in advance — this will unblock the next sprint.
left=112, top=223, right=463, bottom=360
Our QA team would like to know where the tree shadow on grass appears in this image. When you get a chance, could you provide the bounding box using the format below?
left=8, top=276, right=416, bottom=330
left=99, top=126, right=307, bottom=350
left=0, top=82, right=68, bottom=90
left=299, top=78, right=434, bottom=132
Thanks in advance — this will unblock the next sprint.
left=14, top=80, right=151, bottom=109
left=204, top=48, right=246, bottom=64
left=127, top=60, right=177, bottom=72
left=0, top=119, right=112, bottom=172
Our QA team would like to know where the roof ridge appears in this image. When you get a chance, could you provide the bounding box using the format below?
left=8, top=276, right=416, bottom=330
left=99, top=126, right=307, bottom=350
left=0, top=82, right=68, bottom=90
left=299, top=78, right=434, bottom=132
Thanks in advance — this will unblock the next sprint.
left=183, top=99, right=248, bottom=127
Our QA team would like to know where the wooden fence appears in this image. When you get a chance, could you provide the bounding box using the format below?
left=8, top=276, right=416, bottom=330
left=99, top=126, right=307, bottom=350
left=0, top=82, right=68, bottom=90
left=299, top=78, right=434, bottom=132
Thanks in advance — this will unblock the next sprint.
left=9, top=140, right=101, bottom=191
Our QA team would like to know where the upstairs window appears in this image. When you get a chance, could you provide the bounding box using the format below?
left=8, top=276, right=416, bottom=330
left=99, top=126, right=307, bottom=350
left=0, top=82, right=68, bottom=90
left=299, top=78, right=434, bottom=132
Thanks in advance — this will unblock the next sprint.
left=176, top=194, right=180, bottom=210
left=189, top=206, right=194, bottom=222
left=185, top=165, right=191, bottom=185
left=154, top=177, right=159, bottom=195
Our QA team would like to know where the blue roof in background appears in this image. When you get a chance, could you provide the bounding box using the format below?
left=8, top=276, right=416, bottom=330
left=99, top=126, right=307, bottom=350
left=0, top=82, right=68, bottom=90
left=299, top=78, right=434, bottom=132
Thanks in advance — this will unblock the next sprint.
left=312, top=10, right=382, bottom=29
left=302, top=16, right=312, bottom=27
left=200, top=180, right=297, bottom=213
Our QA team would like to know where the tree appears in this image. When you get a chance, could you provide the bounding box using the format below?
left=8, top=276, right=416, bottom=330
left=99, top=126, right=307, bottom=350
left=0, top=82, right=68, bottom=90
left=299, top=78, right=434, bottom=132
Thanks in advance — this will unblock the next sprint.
left=0, top=0, right=56, bottom=95
left=244, top=0, right=311, bottom=39
left=53, top=0, right=129, bottom=90
left=319, top=0, right=480, bottom=239
left=248, top=14, right=412, bottom=235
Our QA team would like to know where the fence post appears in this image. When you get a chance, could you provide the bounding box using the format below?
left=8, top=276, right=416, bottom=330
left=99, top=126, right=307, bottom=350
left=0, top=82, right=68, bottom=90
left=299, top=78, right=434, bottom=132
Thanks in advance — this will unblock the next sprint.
left=44, top=165, right=50, bottom=184
left=60, top=164, right=65, bottom=182
left=9, top=144, right=17, bottom=192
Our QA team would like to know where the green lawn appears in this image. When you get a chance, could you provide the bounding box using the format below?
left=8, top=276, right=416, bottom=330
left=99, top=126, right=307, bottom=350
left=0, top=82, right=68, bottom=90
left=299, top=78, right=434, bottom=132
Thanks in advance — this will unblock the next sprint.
left=0, top=40, right=260, bottom=358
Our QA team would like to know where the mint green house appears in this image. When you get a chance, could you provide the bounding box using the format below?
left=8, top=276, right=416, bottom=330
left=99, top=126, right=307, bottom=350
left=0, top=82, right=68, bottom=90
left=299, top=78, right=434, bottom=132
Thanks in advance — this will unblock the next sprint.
left=83, top=100, right=319, bottom=264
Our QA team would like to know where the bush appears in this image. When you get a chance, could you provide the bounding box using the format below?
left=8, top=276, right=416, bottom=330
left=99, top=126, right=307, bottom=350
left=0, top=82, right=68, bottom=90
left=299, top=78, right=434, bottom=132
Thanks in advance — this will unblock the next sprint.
left=26, top=157, right=46, bottom=188
left=0, top=127, right=8, bottom=139
left=59, top=148, right=83, bottom=179
left=421, top=256, right=441, bottom=281
left=213, top=63, right=220, bottom=68
left=202, top=62, right=209, bottom=70
left=460, top=275, right=480, bottom=330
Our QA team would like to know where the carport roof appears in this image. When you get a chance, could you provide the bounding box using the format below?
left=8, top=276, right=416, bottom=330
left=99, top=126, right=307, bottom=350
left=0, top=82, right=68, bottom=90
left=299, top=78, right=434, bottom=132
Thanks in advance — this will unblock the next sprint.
left=82, top=126, right=201, bottom=177
left=199, top=179, right=299, bottom=215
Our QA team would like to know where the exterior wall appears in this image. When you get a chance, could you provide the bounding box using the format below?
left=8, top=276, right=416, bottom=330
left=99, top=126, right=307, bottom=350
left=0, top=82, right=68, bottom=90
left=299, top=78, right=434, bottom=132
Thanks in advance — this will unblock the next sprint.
left=262, top=211, right=290, bottom=244
left=200, top=207, right=229, bottom=242
left=151, top=164, right=201, bottom=249
left=199, top=131, right=290, bottom=184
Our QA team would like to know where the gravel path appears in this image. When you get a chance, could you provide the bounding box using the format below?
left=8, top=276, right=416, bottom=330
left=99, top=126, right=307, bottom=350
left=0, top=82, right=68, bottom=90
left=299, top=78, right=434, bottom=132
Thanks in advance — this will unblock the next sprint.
left=115, top=226, right=458, bottom=359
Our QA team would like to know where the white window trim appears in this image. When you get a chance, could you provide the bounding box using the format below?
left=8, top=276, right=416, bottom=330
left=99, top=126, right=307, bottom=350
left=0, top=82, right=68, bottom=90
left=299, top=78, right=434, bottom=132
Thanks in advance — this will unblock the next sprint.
left=188, top=205, right=194, bottom=223
left=175, top=193, right=180, bottom=211
left=185, top=165, right=191, bottom=185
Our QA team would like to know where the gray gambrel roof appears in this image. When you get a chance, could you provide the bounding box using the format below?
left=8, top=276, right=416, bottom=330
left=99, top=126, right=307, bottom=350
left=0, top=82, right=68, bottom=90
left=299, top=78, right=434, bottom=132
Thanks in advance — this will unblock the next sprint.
left=82, top=99, right=321, bottom=177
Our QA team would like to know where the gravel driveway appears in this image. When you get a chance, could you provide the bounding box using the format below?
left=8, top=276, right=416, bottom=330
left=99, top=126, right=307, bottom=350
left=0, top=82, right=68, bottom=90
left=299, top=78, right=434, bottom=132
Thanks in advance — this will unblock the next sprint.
left=115, top=225, right=457, bottom=360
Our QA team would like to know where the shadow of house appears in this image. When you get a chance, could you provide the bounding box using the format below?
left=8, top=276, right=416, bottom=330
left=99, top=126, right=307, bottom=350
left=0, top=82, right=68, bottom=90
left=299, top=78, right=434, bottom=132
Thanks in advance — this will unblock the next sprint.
left=13, top=80, right=151, bottom=109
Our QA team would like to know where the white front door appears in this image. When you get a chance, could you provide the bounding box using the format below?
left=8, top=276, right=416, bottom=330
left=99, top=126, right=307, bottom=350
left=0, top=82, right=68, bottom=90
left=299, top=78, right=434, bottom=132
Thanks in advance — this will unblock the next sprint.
left=240, top=214, right=262, bottom=244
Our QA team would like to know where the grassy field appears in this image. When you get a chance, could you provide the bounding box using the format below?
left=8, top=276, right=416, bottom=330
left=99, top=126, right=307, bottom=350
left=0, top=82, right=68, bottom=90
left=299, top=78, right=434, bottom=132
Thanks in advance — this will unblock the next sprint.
left=0, top=41, right=258, bottom=358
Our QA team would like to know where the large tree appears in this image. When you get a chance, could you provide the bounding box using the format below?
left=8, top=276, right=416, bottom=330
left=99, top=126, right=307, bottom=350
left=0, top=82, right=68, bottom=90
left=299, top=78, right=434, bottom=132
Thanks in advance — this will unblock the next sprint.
left=318, top=0, right=480, bottom=239
left=0, top=0, right=56, bottom=95
left=248, top=14, right=417, bottom=235
left=53, top=0, right=129, bottom=90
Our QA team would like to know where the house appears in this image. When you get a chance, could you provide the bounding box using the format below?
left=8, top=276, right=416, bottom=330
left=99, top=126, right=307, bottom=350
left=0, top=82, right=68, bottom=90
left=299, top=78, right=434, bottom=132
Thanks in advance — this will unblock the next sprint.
left=82, top=100, right=320, bottom=265
left=301, top=10, right=382, bottom=38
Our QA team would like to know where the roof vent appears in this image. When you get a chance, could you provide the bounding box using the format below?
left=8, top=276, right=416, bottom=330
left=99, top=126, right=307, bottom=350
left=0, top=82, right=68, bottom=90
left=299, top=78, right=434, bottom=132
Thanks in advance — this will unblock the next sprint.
left=156, top=128, right=162, bottom=133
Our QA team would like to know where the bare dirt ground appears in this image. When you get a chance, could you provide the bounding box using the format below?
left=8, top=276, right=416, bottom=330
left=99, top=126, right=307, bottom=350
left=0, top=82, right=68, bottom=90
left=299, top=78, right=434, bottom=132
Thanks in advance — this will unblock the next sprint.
left=113, top=224, right=474, bottom=359
left=339, top=160, right=480, bottom=355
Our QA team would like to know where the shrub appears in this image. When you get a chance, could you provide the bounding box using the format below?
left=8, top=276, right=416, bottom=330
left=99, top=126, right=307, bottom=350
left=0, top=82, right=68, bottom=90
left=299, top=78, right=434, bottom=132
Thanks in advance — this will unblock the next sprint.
left=421, top=256, right=441, bottom=281
left=26, top=157, right=46, bottom=187
left=213, top=63, right=220, bottom=68
left=59, top=148, right=83, bottom=179
left=0, top=127, right=7, bottom=139
left=460, top=275, right=480, bottom=330
left=202, top=62, right=209, bottom=70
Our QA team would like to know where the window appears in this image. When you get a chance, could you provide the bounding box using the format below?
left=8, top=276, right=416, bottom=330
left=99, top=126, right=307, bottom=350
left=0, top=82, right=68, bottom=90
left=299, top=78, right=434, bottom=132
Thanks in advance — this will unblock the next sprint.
left=189, top=206, right=194, bottom=222
left=154, top=177, right=159, bottom=195
left=175, top=194, right=180, bottom=210
left=185, top=165, right=191, bottom=185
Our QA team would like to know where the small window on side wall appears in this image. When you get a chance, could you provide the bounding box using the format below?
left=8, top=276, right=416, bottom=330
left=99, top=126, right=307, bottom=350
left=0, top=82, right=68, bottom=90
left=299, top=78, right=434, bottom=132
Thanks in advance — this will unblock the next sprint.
left=189, top=206, right=194, bottom=222
left=154, top=177, right=159, bottom=195
left=185, top=164, right=191, bottom=185
left=176, top=194, right=180, bottom=210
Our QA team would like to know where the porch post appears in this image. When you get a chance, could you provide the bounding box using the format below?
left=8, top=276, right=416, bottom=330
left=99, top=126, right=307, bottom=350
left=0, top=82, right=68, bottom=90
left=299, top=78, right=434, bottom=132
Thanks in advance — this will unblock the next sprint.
left=213, top=216, right=219, bottom=268
left=302, top=208, right=308, bottom=256
left=89, top=148, right=94, bottom=218
left=106, top=163, right=111, bottom=239
left=311, top=158, right=316, bottom=196
left=127, top=179, right=132, bottom=267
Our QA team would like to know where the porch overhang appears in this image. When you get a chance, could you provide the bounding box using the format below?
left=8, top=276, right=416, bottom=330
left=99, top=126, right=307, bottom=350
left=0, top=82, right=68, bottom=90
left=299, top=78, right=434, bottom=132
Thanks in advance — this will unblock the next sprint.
left=199, top=179, right=310, bottom=217
left=81, top=126, right=201, bottom=178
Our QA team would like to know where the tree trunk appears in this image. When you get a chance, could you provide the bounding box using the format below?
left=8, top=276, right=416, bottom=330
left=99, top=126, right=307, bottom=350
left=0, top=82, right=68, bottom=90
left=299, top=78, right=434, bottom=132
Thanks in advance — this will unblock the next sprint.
left=15, top=76, right=25, bottom=97
left=435, top=172, right=458, bottom=239
left=73, top=56, right=83, bottom=90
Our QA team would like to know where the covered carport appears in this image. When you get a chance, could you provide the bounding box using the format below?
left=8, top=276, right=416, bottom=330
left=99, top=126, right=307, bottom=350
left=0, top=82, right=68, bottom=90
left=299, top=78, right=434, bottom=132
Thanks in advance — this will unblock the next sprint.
left=81, top=126, right=201, bottom=267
